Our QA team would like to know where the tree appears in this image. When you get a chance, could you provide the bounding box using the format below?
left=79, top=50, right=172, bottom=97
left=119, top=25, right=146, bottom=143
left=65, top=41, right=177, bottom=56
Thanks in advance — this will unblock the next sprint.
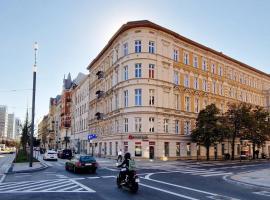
left=225, top=103, right=252, bottom=160
left=242, top=106, right=270, bottom=159
left=21, top=109, right=31, bottom=153
left=191, top=104, right=225, bottom=160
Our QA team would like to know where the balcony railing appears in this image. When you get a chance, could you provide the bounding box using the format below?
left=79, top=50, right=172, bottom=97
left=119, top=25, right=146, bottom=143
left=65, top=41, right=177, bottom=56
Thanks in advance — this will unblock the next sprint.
left=96, top=71, right=104, bottom=79
left=96, top=90, right=104, bottom=99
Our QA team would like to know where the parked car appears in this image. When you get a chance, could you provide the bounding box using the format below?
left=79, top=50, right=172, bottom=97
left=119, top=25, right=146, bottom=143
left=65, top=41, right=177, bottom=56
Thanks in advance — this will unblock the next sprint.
left=59, top=149, right=72, bottom=160
left=58, top=149, right=73, bottom=159
left=65, top=155, right=98, bottom=173
left=43, top=150, right=58, bottom=161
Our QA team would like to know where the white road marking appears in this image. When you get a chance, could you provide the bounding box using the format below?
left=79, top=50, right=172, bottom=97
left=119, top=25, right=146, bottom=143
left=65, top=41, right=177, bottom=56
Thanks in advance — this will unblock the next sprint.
left=58, top=184, right=78, bottom=191
left=101, top=175, right=116, bottom=178
left=139, top=183, right=199, bottom=200
left=87, top=177, right=100, bottom=179
left=42, top=182, right=74, bottom=191
left=0, top=175, right=6, bottom=183
left=44, top=162, right=53, bottom=167
left=253, top=191, right=270, bottom=197
left=26, top=180, right=70, bottom=191
left=70, top=179, right=96, bottom=192
left=102, top=167, right=118, bottom=171
left=202, top=172, right=233, bottom=177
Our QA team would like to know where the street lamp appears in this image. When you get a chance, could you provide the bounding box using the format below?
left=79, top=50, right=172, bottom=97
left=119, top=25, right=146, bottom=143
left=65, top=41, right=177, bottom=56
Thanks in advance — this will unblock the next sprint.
left=30, top=42, right=38, bottom=167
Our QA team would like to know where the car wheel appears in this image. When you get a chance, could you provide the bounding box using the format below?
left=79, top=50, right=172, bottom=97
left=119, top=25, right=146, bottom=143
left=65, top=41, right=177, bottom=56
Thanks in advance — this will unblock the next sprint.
left=73, top=166, right=78, bottom=173
left=91, top=168, right=96, bottom=174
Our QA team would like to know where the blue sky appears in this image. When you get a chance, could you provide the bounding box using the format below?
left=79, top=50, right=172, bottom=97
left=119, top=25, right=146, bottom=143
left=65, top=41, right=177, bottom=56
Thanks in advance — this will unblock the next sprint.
left=0, top=0, right=270, bottom=123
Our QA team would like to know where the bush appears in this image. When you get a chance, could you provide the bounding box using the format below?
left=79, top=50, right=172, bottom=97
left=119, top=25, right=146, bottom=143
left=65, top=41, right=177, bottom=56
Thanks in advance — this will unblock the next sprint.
left=14, top=150, right=39, bottom=163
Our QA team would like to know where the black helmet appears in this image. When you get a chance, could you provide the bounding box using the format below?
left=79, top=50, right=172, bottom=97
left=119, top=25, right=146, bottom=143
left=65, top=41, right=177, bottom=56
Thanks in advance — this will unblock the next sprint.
left=124, top=152, right=131, bottom=160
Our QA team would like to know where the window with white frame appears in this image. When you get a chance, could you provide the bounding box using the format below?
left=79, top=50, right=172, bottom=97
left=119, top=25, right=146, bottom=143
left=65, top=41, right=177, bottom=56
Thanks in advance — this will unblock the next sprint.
left=185, top=96, right=190, bottom=112
left=149, top=117, right=154, bottom=132
left=173, top=49, right=179, bottom=62
left=115, top=93, right=118, bottom=109
left=135, top=89, right=142, bottom=106
left=149, top=41, right=155, bottom=54
left=175, top=94, right=180, bottom=110
left=218, top=65, right=222, bottom=76
left=164, top=119, right=169, bottom=133
left=211, top=63, right=215, bottom=74
left=203, top=79, right=207, bottom=91
left=183, top=52, right=189, bottom=65
left=220, top=84, right=223, bottom=96
left=195, top=98, right=199, bottom=113
left=173, top=71, right=179, bottom=85
left=135, top=117, right=142, bottom=132
left=193, top=55, right=198, bottom=68
left=123, top=42, right=128, bottom=56
left=202, top=58, right=207, bottom=71
left=175, top=120, right=179, bottom=134
left=184, top=121, right=191, bottom=135
left=184, top=74, right=189, bottom=87
left=149, top=64, right=155, bottom=79
left=135, top=40, right=141, bottom=53
left=212, top=81, right=216, bottom=94
left=124, top=66, right=128, bottom=80
left=194, top=77, right=198, bottom=90
left=135, top=63, right=142, bottom=78
left=124, top=118, right=128, bottom=132
left=149, top=89, right=155, bottom=106
left=115, top=48, right=119, bottom=61
left=124, top=90, right=128, bottom=107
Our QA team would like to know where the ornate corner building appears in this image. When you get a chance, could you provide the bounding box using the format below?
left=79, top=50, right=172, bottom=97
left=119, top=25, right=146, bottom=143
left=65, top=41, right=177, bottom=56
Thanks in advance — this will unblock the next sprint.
left=87, top=20, right=270, bottom=160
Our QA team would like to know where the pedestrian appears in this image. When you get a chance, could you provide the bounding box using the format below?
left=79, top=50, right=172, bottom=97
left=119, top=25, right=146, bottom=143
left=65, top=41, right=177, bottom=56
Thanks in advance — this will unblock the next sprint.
left=117, top=149, right=123, bottom=162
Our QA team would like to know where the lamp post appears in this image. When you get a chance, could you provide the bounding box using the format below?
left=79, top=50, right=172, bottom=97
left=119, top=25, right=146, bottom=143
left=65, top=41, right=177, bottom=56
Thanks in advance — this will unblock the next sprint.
left=30, top=42, right=38, bottom=167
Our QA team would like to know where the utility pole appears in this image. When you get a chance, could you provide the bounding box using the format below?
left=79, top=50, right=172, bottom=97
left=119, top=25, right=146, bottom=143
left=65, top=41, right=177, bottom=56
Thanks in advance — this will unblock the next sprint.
left=30, top=42, right=38, bottom=167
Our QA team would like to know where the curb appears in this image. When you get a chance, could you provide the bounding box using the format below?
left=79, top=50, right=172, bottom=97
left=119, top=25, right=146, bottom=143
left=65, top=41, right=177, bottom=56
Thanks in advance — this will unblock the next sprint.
left=7, top=162, right=49, bottom=174
left=223, top=173, right=270, bottom=190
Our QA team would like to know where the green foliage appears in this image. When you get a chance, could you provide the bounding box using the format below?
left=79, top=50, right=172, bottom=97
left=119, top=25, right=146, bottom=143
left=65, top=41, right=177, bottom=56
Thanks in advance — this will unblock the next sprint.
left=20, top=109, right=31, bottom=153
left=14, top=149, right=39, bottom=163
left=224, top=103, right=253, bottom=160
left=191, top=104, right=226, bottom=160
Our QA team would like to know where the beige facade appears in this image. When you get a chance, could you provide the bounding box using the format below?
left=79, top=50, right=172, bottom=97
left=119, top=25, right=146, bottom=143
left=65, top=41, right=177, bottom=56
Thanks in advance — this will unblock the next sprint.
left=71, top=74, right=90, bottom=154
left=88, top=20, right=270, bottom=160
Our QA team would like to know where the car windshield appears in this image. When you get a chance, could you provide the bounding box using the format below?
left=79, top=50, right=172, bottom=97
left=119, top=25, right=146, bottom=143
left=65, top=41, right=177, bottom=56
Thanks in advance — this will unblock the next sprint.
left=48, top=152, right=56, bottom=154
left=80, top=156, right=96, bottom=163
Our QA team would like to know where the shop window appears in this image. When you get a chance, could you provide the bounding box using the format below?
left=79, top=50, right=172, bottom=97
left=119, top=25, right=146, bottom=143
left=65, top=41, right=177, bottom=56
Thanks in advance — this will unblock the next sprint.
left=176, top=142, right=180, bottom=157
left=135, top=145, right=142, bottom=156
left=187, top=143, right=191, bottom=156
left=164, top=142, right=169, bottom=157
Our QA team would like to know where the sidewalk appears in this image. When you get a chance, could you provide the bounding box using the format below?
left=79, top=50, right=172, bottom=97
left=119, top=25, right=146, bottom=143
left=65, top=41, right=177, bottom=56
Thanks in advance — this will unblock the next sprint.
left=230, top=169, right=270, bottom=188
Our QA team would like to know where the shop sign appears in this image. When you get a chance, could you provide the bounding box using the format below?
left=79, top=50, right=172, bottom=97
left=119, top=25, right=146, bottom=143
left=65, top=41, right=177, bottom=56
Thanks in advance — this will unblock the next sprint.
left=128, top=134, right=148, bottom=140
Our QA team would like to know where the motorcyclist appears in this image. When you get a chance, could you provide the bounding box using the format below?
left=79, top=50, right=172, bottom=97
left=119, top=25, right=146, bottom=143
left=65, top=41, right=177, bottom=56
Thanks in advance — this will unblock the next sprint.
left=117, top=152, right=132, bottom=182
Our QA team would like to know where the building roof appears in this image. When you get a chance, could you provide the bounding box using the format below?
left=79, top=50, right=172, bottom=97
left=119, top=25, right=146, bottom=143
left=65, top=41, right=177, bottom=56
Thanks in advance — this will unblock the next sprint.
left=87, top=20, right=270, bottom=79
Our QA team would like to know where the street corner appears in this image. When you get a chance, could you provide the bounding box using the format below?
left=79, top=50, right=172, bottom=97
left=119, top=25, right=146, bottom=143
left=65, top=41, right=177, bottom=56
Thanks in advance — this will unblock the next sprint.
left=224, top=169, right=270, bottom=190
left=8, top=162, right=49, bottom=174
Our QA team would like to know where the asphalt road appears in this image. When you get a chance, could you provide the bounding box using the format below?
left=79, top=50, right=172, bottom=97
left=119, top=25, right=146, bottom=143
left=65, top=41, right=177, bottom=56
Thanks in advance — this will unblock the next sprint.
left=0, top=153, right=15, bottom=182
left=0, top=155, right=270, bottom=200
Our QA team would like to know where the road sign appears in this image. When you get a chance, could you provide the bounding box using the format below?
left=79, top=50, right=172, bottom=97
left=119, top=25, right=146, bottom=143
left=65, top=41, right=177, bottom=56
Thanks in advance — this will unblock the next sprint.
left=88, top=134, right=97, bottom=141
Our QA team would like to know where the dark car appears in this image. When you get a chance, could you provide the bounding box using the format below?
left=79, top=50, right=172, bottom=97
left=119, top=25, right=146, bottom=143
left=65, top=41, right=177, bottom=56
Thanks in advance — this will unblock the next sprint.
left=58, top=149, right=73, bottom=159
left=65, top=155, right=98, bottom=173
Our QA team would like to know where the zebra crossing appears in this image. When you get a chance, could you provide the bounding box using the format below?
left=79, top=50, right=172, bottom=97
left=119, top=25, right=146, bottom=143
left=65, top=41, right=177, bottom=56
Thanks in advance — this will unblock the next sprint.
left=0, top=178, right=95, bottom=193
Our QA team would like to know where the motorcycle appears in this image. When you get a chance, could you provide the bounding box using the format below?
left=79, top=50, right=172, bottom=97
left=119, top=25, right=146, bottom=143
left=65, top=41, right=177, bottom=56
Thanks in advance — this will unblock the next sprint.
left=116, top=163, right=139, bottom=193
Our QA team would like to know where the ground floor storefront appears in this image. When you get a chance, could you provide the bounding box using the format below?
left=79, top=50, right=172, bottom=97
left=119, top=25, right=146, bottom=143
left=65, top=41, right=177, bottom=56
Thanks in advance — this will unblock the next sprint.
left=89, top=134, right=270, bottom=160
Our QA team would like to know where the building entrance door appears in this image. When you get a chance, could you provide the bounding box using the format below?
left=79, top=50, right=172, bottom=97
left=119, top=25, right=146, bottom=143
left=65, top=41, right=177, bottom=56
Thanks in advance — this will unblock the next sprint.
left=149, top=146, right=154, bottom=159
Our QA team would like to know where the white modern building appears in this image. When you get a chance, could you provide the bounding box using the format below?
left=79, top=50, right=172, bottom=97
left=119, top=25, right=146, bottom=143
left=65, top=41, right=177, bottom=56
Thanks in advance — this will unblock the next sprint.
left=14, top=118, right=21, bottom=140
left=7, top=113, right=15, bottom=139
left=0, top=106, right=8, bottom=138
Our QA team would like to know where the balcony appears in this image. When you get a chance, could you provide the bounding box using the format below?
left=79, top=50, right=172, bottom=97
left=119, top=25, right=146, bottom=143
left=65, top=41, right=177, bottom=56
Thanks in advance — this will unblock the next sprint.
left=95, top=112, right=104, bottom=120
left=96, top=71, right=104, bottom=79
left=96, top=90, right=104, bottom=99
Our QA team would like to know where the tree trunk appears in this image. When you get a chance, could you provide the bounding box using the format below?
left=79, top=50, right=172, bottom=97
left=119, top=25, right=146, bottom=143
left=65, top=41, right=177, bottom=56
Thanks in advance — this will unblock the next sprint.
left=206, top=146, right=210, bottom=161
left=252, top=142, right=256, bottom=159
left=231, top=135, right=236, bottom=160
